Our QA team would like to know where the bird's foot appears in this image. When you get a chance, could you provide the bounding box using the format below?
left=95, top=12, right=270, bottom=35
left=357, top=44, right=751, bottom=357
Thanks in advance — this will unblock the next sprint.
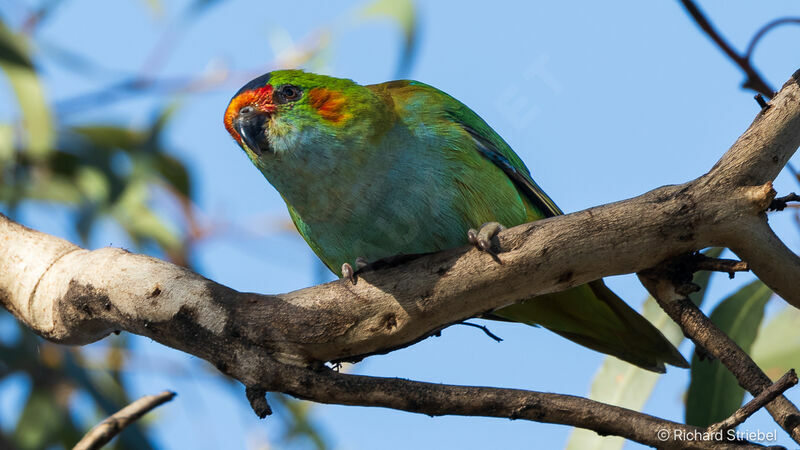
left=341, top=263, right=356, bottom=284
left=341, top=257, right=370, bottom=285
left=467, top=222, right=505, bottom=262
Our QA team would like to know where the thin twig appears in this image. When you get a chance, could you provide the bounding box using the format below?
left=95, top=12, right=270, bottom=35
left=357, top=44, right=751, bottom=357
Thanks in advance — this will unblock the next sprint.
left=709, top=369, right=799, bottom=434
left=20, top=0, right=62, bottom=35
left=768, top=193, right=800, bottom=211
left=54, top=72, right=230, bottom=117
left=678, top=0, right=775, bottom=97
left=73, top=391, right=176, bottom=450
left=745, top=18, right=800, bottom=60
left=51, top=25, right=327, bottom=117
left=691, top=254, right=750, bottom=277
left=755, top=94, right=771, bottom=110
left=457, top=321, right=503, bottom=342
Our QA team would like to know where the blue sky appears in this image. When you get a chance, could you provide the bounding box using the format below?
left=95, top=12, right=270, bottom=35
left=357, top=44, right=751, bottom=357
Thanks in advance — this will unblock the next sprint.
left=3, top=0, right=800, bottom=449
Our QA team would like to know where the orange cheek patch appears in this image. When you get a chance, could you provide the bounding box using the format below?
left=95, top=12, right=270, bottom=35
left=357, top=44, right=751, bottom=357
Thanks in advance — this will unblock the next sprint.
left=308, top=88, right=350, bottom=123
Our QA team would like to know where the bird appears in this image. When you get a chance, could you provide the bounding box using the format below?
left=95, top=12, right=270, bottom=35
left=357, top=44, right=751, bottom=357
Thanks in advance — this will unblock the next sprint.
left=223, top=70, right=688, bottom=372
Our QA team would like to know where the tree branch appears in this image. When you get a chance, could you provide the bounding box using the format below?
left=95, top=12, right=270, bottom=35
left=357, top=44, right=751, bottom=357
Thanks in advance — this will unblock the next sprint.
left=728, top=218, right=800, bottom=309
left=1, top=69, right=800, bottom=447
left=709, top=370, right=798, bottom=434
left=679, top=0, right=775, bottom=97
left=269, top=363, right=767, bottom=449
left=745, top=18, right=800, bottom=62
left=637, top=269, right=800, bottom=443
left=73, top=390, right=176, bottom=450
left=768, top=193, right=800, bottom=211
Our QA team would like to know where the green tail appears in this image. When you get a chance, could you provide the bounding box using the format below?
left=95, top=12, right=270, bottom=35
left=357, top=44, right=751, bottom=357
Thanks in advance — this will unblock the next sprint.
left=491, top=281, right=688, bottom=373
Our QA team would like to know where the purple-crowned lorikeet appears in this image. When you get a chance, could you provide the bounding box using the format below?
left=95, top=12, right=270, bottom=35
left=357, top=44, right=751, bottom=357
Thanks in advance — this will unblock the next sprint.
left=223, top=70, right=688, bottom=373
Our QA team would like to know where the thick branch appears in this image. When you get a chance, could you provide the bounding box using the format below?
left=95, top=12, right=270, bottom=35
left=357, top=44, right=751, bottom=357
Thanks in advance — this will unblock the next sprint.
left=0, top=70, right=799, bottom=447
left=728, top=218, right=800, bottom=309
left=267, top=363, right=765, bottom=449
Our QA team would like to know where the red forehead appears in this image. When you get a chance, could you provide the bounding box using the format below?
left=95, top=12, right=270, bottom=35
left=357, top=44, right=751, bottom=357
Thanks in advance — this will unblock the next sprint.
left=223, top=85, right=275, bottom=140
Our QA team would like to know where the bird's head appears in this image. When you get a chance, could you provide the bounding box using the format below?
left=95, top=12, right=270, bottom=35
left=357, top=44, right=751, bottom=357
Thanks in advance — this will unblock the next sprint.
left=224, top=70, right=385, bottom=163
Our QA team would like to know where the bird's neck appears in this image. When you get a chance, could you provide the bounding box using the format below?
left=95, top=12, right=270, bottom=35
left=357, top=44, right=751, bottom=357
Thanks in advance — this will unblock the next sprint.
left=260, top=124, right=407, bottom=222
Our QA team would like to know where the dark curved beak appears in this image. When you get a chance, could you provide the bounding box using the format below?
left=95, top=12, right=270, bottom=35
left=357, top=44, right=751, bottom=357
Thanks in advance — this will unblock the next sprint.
left=234, top=111, right=271, bottom=156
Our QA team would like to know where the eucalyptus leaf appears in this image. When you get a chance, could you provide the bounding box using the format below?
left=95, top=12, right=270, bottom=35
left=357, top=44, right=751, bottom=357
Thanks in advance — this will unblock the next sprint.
left=76, top=166, right=111, bottom=203
left=0, top=123, right=13, bottom=164
left=685, top=280, right=772, bottom=427
left=112, top=180, right=182, bottom=252
left=751, top=306, right=800, bottom=380
left=154, top=153, right=191, bottom=197
left=0, top=21, right=54, bottom=160
left=19, top=176, right=81, bottom=203
left=275, top=394, right=328, bottom=450
left=0, top=21, right=33, bottom=69
left=567, top=248, right=723, bottom=450
left=71, top=125, right=146, bottom=152
left=147, top=102, right=180, bottom=145
left=14, top=388, right=82, bottom=450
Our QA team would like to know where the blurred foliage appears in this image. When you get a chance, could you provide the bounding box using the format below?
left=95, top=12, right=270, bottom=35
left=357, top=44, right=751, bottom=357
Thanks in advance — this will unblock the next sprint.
left=359, top=0, right=417, bottom=77
left=566, top=248, right=722, bottom=450
left=0, top=20, right=53, bottom=159
left=572, top=271, right=776, bottom=449
left=685, top=280, right=772, bottom=427
left=752, top=306, right=800, bottom=380
left=1, top=321, right=154, bottom=450
left=0, top=2, right=199, bottom=447
left=0, top=0, right=417, bottom=447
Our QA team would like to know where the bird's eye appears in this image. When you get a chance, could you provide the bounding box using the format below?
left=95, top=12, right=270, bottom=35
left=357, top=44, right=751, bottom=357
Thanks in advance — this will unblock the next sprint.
left=239, top=105, right=255, bottom=115
left=278, top=85, right=302, bottom=102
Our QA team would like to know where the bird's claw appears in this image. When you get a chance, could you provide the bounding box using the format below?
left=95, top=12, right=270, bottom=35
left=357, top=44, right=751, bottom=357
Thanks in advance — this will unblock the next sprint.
left=341, top=263, right=356, bottom=284
left=342, top=257, right=369, bottom=285
left=467, top=222, right=505, bottom=262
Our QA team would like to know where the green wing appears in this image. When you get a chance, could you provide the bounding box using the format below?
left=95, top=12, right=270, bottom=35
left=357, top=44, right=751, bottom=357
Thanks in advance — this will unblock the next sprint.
left=440, top=90, right=563, bottom=217
left=405, top=81, right=688, bottom=372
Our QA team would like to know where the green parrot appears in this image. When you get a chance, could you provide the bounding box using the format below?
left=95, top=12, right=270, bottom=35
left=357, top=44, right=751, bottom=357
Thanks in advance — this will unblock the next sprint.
left=223, top=70, right=688, bottom=373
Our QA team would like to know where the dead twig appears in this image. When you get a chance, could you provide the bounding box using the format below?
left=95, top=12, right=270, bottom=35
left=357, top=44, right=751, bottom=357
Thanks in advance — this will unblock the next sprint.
left=679, top=0, right=774, bottom=97
left=691, top=254, right=750, bottom=279
left=709, top=369, right=799, bottom=434
left=769, top=193, right=800, bottom=212
left=457, top=321, right=504, bottom=342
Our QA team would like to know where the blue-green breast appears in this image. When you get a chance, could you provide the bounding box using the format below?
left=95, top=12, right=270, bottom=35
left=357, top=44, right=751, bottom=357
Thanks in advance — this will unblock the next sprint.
left=276, top=81, right=536, bottom=275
